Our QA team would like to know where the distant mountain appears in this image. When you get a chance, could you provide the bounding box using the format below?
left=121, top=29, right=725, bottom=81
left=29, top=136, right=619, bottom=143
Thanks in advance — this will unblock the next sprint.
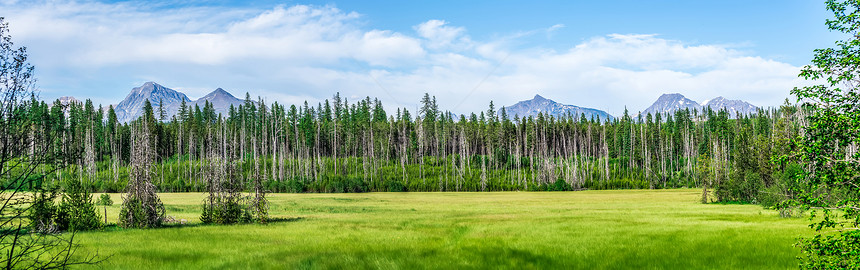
left=505, top=94, right=614, bottom=121
left=113, top=82, right=248, bottom=123
left=191, top=88, right=244, bottom=117
left=47, top=96, right=81, bottom=116
left=55, top=96, right=81, bottom=107
left=639, top=93, right=758, bottom=118
left=640, top=93, right=700, bottom=117
left=115, top=82, right=191, bottom=123
left=701, top=97, right=758, bottom=116
left=446, top=111, right=461, bottom=120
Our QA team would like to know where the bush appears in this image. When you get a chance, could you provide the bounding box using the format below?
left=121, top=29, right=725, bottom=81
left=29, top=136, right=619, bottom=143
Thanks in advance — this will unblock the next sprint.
left=286, top=179, right=306, bottom=193
left=550, top=179, right=571, bottom=191
left=759, top=163, right=805, bottom=217
left=328, top=176, right=368, bottom=193
left=715, top=170, right=762, bottom=204
left=527, top=183, right=548, bottom=192
left=387, top=180, right=406, bottom=192
left=118, top=196, right=165, bottom=229
left=201, top=197, right=243, bottom=225
left=268, top=178, right=307, bottom=193
left=29, top=188, right=59, bottom=234
left=55, top=179, right=102, bottom=231
left=239, top=208, right=253, bottom=224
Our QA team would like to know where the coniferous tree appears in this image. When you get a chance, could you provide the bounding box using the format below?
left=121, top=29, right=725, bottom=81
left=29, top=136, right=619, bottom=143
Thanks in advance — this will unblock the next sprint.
left=55, top=179, right=101, bottom=231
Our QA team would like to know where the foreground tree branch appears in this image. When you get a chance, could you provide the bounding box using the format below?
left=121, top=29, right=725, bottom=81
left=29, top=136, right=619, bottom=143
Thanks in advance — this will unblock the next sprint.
left=0, top=17, right=99, bottom=269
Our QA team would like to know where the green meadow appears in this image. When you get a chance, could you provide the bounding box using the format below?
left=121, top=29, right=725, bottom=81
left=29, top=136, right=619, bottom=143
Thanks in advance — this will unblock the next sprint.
left=74, top=189, right=809, bottom=269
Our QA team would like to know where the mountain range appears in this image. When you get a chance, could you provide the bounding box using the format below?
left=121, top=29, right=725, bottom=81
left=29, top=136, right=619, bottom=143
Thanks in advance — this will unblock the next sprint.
left=701, top=96, right=759, bottom=116
left=114, top=82, right=244, bottom=123
left=53, top=83, right=757, bottom=123
left=504, top=95, right=614, bottom=121
left=640, top=93, right=758, bottom=118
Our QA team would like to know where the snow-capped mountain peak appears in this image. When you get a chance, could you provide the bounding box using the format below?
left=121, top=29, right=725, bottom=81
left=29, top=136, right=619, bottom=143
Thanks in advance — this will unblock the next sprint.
left=640, top=93, right=758, bottom=118
left=700, top=96, right=757, bottom=116
left=505, top=94, right=614, bottom=121
left=640, top=93, right=700, bottom=116
left=113, top=82, right=244, bottom=122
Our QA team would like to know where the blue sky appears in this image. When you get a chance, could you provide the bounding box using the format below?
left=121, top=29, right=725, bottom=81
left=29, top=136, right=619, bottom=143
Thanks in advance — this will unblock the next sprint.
left=0, top=0, right=840, bottom=115
left=325, top=0, right=837, bottom=64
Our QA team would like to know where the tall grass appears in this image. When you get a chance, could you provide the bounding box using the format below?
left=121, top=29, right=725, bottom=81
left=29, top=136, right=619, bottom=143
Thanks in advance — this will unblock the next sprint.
left=74, top=189, right=807, bottom=269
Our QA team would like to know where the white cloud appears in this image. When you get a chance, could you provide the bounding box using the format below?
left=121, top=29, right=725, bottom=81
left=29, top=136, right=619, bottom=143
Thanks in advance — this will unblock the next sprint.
left=546, top=24, right=564, bottom=39
left=352, top=30, right=425, bottom=66
left=414, top=19, right=470, bottom=50
left=1, top=1, right=803, bottom=117
left=4, top=2, right=423, bottom=67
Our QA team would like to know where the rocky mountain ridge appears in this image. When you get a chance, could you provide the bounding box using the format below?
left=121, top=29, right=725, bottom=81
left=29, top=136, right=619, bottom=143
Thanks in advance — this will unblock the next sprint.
left=640, top=93, right=758, bottom=118
left=504, top=94, right=614, bottom=121
left=114, top=82, right=244, bottom=123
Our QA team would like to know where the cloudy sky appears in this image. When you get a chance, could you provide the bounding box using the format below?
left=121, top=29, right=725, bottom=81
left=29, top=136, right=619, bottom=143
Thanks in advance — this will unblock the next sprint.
left=0, top=0, right=842, bottom=116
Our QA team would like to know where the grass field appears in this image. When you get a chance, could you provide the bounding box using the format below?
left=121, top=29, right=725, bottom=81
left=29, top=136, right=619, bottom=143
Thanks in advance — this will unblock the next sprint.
left=73, top=189, right=809, bottom=269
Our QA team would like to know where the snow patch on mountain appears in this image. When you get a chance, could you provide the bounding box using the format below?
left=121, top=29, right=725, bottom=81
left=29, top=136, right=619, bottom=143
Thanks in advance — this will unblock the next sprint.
left=114, top=82, right=246, bottom=123
left=639, top=93, right=758, bottom=118
left=505, top=94, right=614, bottom=121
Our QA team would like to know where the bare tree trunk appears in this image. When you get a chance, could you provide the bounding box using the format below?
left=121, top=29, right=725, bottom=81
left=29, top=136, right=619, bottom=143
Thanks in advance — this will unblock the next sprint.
left=120, top=120, right=165, bottom=228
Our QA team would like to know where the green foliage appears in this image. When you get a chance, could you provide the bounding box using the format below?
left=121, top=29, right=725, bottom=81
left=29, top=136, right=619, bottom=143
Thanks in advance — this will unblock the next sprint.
left=714, top=171, right=761, bottom=204
left=386, top=180, right=407, bottom=192
left=549, top=178, right=572, bottom=191
left=13, top=79, right=807, bottom=199
left=55, top=179, right=102, bottom=231
left=98, top=193, right=113, bottom=206
left=250, top=195, right=268, bottom=224
left=324, top=175, right=368, bottom=193
left=759, top=163, right=804, bottom=217
left=200, top=197, right=245, bottom=225
left=118, top=196, right=165, bottom=229
left=797, top=230, right=860, bottom=269
left=268, top=178, right=306, bottom=193
left=29, top=188, right=60, bottom=234
left=790, top=0, right=860, bottom=268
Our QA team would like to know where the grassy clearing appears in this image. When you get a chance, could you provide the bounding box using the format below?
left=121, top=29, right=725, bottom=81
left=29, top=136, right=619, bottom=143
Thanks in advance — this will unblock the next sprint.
left=75, top=189, right=808, bottom=269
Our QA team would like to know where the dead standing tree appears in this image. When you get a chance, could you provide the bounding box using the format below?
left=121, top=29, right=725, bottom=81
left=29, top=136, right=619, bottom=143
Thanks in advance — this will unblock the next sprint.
left=119, top=107, right=165, bottom=228
left=201, top=121, right=226, bottom=223
left=201, top=119, right=245, bottom=224
left=248, top=112, right=268, bottom=223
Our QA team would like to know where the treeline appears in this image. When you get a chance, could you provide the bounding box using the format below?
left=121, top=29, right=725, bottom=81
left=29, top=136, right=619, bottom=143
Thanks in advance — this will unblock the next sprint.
left=6, top=92, right=805, bottom=203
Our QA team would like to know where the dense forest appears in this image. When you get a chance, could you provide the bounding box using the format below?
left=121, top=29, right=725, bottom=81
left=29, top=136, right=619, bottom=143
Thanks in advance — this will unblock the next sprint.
left=3, top=0, right=860, bottom=267
left=4, top=91, right=806, bottom=204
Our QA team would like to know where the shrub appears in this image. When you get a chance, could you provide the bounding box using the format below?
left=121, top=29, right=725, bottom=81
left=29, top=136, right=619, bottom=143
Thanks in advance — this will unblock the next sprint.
left=286, top=179, right=306, bottom=193
left=118, top=196, right=165, bottom=229
left=327, top=176, right=368, bottom=193
left=527, top=183, right=548, bottom=192
left=201, top=196, right=243, bottom=225
left=387, top=180, right=406, bottom=192
left=55, top=179, right=102, bottom=231
left=550, top=179, right=571, bottom=191
left=29, top=188, right=59, bottom=234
